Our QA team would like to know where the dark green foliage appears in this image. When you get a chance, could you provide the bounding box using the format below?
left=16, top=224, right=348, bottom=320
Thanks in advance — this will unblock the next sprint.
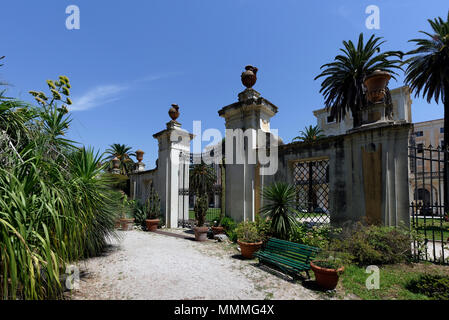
left=131, top=200, right=146, bottom=228
left=194, top=194, right=208, bottom=227
left=235, top=221, right=261, bottom=243
left=404, top=11, right=449, bottom=106
left=260, top=182, right=298, bottom=240
left=189, top=162, right=216, bottom=195
left=220, top=216, right=237, bottom=242
left=315, top=33, right=402, bottom=126
left=145, top=186, right=161, bottom=219
left=407, top=274, right=449, bottom=300
left=331, top=223, right=419, bottom=265
left=0, top=76, right=121, bottom=299
left=190, top=162, right=216, bottom=227
left=293, top=125, right=325, bottom=143
left=254, top=214, right=272, bottom=244
left=105, top=143, right=136, bottom=176
left=289, top=223, right=337, bottom=249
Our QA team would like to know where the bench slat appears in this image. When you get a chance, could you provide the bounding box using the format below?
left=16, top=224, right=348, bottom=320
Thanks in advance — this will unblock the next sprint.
left=255, top=251, right=310, bottom=271
left=254, top=238, right=320, bottom=277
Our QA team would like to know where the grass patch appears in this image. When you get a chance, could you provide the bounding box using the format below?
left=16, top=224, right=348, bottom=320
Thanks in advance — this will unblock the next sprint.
left=413, top=218, right=449, bottom=240
left=338, top=262, right=449, bottom=300
left=189, top=209, right=221, bottom=221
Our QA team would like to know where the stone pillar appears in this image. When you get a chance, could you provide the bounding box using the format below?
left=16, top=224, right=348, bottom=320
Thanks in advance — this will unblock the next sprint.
left=153, top=120, right=193, bottom=228
left=218, top=67, right=278, bottom=222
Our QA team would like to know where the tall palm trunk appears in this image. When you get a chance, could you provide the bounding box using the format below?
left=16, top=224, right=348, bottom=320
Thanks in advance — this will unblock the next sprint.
left=444, top=87, right=449, bottom=213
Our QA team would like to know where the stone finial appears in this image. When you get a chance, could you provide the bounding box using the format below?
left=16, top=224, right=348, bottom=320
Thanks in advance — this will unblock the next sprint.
left=241, top=65, right=258, bottom=88
left=112, top=157, right=120, bottom=169
left=135, top=149, right=144, bottom=163
left=169, top=104, right=180, bottom=121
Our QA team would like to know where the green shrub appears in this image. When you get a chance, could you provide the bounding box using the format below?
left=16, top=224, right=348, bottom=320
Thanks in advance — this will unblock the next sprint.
left=331, top=223, right=420, bottom=265
left=289, top=223, right=337, bottom=248
left=407, top=274, right=449, bottom=300
left=255, top=214, right=272, bottom=243
left=131, top=200, right=146, bottom=228
left=235, top=221, right=261, bottom=243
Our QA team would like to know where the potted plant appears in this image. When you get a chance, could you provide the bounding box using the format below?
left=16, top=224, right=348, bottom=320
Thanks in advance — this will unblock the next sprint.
left=145, top=187, right=161, bottom=232
left=211, top=219, right=225, bottom=235
left=119, top=194, right=135, bottom=231
left=236, top=221, right=263, bottom=259
left=190, top=162, right=216, bottom=241
left=310, top=250, right=347, bottom=290
left=193, top=194, right=209, bottom=241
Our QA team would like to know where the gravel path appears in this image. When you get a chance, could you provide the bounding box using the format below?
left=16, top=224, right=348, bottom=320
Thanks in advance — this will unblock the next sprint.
left=69, top=230, right=322, bottom=300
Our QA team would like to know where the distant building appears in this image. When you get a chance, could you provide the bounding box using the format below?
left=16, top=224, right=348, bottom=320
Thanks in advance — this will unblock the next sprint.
left=409, top=118, right=445, bottom=207
left=313, top=86, right=413, bottom=136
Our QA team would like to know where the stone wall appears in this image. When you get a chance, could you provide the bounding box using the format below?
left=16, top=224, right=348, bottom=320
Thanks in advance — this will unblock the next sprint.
left=266, top=122, right=413, bottom=227
left=129, top=169, right=157, bottom=204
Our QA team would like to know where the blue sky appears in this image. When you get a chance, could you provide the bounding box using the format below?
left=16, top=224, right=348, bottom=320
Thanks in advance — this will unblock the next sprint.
left=1, top=0, right=448, bottom=168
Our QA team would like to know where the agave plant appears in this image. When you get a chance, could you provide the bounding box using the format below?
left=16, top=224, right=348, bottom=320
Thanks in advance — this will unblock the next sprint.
left=315, top=33, right=403, bottom=127
left=260, top=182, right=299, bottom=240
left=293, top=125, right=325, bottom=143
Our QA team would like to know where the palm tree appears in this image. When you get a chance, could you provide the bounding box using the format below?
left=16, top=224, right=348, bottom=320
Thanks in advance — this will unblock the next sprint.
left=260, top=182, right=298, bottom=240
left=190, top=161, right=216, bottom=226
left=190, top=161, right=217, bottom=196
left=105, top=143, right=136, bottom=175
left=404, top=11, right=449, bottom=211
left=293, top=125, right=325, bottom=143
left=315, top=33, right=403, bottom=127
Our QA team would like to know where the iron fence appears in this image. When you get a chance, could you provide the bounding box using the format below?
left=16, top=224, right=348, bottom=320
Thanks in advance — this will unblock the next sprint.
left=293, top=158, right=330, bottom=225
left=409, top=144, right=449, bottom=264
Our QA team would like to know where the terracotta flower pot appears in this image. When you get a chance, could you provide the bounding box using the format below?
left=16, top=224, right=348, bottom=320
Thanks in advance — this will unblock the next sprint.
left=211, top=226, right=224, bottom=235
left=238, top=240, right=263, bottom=259
left=145, top=219, right=160, bottom=232
left=364, top=70, right=391, bottom=103
left=310, top=261, right=344, bottom=290
left=194, top=226, right=209, bottom=241
left=120, top=218, right=135, bottom=231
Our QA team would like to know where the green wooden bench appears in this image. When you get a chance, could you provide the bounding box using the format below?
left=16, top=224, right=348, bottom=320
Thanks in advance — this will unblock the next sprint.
left=253, top=238, right=320, bottom=279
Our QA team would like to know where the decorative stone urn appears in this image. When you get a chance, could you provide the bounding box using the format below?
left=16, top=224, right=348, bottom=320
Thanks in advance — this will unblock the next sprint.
left=112, top=156, right=121, bottom=174
left=241, top=65, right=258, bottom=88
left=135, top=149, right=144, bottom=162
left=364, top=70, right=391, bottom=103
left=169, top=104, right=180, bottom=121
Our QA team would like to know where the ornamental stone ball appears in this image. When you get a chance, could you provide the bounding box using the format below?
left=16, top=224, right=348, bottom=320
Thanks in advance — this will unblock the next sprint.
left=169, top=104, right=180, bottom=121
left=241, top=65, right=258, bottom=88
